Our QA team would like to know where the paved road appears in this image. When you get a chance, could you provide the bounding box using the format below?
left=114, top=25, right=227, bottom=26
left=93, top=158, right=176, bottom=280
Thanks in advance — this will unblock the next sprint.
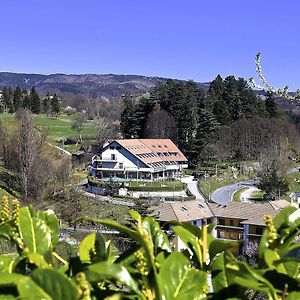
left=211, top=179, right=257, bottom=205
left=187, top=180, right=207, bottom=202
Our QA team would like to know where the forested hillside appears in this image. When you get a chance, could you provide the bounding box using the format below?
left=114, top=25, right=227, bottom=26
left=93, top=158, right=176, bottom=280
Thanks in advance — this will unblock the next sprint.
left=121, top=75, right=300, bottom=166
left=0, top=72, right=209, bottom=99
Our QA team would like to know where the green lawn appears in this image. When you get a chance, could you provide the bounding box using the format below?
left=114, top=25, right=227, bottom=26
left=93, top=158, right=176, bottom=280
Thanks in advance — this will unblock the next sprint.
left=34, top=115, right=97, bottom=140
left=286, top=172, right=300, bottom=193
left=0, top=114, right=97, bottom=152
left=232, top=188, right=247, bottom=202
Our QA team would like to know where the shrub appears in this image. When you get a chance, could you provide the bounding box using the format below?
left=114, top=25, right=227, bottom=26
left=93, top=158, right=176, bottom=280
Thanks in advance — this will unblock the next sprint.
left=0, top=195, right=300, bottom=299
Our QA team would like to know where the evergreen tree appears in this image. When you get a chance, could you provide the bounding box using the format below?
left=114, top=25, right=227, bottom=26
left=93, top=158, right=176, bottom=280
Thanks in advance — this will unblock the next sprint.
left=13, top=86, right=22, bottom=112
left=258, top=160, right=289, bottom=199
left=42, top=93, right=51, bottom=115
left=22, top=94, right=31, bottom=110
left=191, top=108, right=219, bottom=164
left=29, top=86, right=41, bottom=114
left=265, top=91, right=279, bottom=118
left=120, top=94, right=137, bottom=138
left=213, top=100, right=231, bottom=125
left=2, top=87, right=14, bottom=113
left=50, top=94, right=60, bottom=116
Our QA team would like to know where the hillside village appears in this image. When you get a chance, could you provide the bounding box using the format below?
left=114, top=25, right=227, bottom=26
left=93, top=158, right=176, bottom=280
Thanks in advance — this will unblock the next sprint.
left=1, top=76, right=300, bottom=256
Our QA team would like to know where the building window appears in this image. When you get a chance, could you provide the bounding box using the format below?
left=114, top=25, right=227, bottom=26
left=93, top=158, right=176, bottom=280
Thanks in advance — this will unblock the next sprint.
left=119, top=163, right=123, bottom=169
left=116, top=146, right=121, bottom=150
left=218, top=231, right=225, bottom=239
left=238, top=233, right=243, bottom=240
left=111, top=154, right=116, bottom=160
left=219, top=218, right=225, bottom=225
left=230, top=220, right=234, bottom=226
left=229, top=232, right=234, bottom=239
left=110, top=146, right=115, bottom=150
left=255, top=227, right=263, bottom=235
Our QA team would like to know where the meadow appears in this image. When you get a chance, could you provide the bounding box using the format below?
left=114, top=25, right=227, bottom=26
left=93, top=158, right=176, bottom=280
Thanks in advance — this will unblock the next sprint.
left=0, top=113, right=97, bottom=152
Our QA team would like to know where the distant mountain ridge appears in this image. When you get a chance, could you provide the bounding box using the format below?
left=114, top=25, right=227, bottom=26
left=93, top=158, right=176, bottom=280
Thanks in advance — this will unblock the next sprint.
left=0, top=72, right=210, bottom=99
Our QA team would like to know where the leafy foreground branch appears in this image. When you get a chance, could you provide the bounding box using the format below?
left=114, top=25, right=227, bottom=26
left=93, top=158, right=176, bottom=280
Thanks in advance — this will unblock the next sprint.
left=1, top=195, right=300, bottom=299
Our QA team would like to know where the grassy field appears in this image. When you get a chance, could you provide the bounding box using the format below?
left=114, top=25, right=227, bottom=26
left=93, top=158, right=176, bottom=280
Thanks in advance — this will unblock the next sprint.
left=0, top=113, right=97, bottom=153
left=232, top=188, right=247, bottom=202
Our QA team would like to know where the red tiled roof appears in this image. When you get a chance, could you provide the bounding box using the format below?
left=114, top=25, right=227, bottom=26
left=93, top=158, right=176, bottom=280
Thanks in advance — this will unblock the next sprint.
left=116, top=139, right=187, bottom=166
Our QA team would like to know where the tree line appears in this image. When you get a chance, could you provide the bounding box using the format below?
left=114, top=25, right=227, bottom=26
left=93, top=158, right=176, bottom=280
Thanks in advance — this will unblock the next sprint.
left=121, top=75, right=286, bottom=165
left=0, top=86, right=61, bottom=115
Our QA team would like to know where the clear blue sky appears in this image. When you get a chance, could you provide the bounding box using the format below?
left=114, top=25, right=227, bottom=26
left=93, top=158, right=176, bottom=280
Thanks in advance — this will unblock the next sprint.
left=1, top=0, right=300, bottom=89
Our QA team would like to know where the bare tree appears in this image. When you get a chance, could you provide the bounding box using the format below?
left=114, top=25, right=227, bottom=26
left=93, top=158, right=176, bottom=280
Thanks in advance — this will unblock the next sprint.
left=96, top=117, right=116, bottom=149
left=71, top=112, right=87, bottom=143
left=15, top=109, right=45, bottom=200
left=143, top=106, right=177, bottom=140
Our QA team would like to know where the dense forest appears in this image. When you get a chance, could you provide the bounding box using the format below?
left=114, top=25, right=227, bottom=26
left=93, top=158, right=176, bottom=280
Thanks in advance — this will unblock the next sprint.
left=0, top=86, right=60, bottom=116
left=121, top=75, right=300, bottom=166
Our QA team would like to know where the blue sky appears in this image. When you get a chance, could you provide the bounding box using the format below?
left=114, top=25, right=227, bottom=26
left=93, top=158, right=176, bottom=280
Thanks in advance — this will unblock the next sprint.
left=1, top=0, right=300, bottom=89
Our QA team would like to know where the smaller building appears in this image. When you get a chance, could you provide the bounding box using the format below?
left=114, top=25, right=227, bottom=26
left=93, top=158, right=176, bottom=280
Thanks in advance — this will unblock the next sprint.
left=151, top=199, right=291, bottom=254
left=91, top=139, right=188, bottom=181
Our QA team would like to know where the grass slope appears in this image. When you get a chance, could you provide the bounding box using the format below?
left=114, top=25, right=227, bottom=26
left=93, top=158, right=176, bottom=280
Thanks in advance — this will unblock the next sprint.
left=0, top=113, right=97, bottom=153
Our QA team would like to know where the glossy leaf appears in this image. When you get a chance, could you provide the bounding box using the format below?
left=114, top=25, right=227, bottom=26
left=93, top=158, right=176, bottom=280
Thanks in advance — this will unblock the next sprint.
left=37, top=209, right=59, bottom=248
left=172, top=225, right=202, bottom=266
left=0, top=256, right=13, bottom=272
left=0, top=273, right=51, bottom=300
left=209, top=239, right=238, bottom=262
left=18, top=207, right=51, bottom=255
left=159, top=252, right=207, bottom=300
left=79, top=232, right=109, bottom=263
left=31, top=269, right=79, bottom=300
left=142, top=217, right=172, bottom=253
left=86, top=261, right=143, bottom=297
left=211, top=252, right=230, bottom=293
left=27, top=253, right=49, bottom=268
left=0, top=220, right=15, bottom=239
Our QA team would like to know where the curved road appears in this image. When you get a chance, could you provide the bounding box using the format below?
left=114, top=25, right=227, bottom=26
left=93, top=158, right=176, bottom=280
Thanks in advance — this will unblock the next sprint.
left=211, top=165, right=300, bottom=205
left=211, top=179, right=257, bottom=205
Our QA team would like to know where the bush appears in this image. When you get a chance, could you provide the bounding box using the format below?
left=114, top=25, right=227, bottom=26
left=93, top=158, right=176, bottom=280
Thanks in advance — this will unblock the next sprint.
left=1, top=195, right=300, bottom=299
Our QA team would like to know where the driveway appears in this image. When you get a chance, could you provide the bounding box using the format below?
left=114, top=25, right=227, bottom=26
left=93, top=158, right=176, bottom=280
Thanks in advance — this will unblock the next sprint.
left=180, top=176, right=207, bottom=202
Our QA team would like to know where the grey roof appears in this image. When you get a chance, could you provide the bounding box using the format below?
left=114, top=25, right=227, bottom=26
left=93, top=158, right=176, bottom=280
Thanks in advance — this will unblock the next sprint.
left=151, top=200, right=214, bottom=222
left=151, top=199, right=291, bottom=226
left=208, top=200, right=290, bottom=226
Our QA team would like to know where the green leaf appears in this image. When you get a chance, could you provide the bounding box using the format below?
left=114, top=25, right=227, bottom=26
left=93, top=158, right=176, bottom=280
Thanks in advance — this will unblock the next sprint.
left=226, top=261, right=277, bottom=297
left=79, top=233, right=97, bottom=263
left=129, top=210, right=142, bottom=223
left=31, top=269, right=79, bottom=300
left=18, top=207, right=51, bottom=255
left=0, top=273, right=51, bottom=300
left=159, top=252, right=207, bottom=300
left=86, top=261, right=143, bottom=297
left=142, top=217, right=172, bottom=253
left=79, top=232, right=109, bottom=263
left=287, top=292, right=300, bottom=300
left=172, top=225, right=202, bottom=266
left=211, top=252, right=231, bottom=293
left=78, top=217, right=140, bottom=241
left=0, top=220, right=14, bottom=239
left=27, top=253, right=49, bottom=268
left=0, top=256, right=13, bottom=272
left=37, top=209, right=59, bottom=248
left=209, top=239, right=239, bottom=262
